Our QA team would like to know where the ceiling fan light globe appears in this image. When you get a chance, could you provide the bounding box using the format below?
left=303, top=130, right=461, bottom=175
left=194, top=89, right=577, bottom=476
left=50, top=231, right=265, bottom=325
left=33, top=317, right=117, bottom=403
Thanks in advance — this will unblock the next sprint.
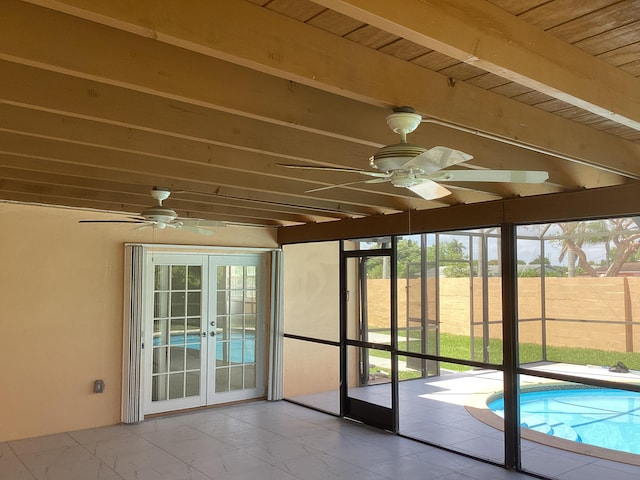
left=385, top=111, right=422, bottom=135
left=389, top=171, right=421, bottom=188
left=150, top=187, right=171, bottom=203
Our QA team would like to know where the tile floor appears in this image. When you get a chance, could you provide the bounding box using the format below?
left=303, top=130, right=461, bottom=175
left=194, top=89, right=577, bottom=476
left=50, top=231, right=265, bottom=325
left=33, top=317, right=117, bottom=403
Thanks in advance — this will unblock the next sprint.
left=290, top=365, right=640, bottom=480
left=3, top=363, right=639, bottom=480
left=2, top=400, right=538, bottom=480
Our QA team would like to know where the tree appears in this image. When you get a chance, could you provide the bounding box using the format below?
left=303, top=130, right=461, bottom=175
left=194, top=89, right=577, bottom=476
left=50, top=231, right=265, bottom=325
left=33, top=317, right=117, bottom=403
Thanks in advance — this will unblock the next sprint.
left=557, top=219, right=640, bottom=277
left=365, top=238, right=470, bottom=278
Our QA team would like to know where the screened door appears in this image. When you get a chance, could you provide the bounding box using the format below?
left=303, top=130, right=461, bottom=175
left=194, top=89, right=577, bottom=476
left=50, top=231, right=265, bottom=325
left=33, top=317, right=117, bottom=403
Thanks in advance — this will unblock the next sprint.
left=342, top=247, right=397, bottom=432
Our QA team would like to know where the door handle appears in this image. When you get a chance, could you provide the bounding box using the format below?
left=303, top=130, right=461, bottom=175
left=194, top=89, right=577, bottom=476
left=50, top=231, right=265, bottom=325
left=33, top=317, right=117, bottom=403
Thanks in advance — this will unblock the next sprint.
left=201, top=331, right=207, bottom=337
left=210, top=331, right=216, bottom=337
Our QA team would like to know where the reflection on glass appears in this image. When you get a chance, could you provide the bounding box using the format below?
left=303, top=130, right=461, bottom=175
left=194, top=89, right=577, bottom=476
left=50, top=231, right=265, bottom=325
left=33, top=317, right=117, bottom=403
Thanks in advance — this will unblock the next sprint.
left=153, top=346, right=168, bottom=374
left=168, top=372, right=184, bottom=399
left=230, top=366, right=243, bottom=390
left=154, top=292, right=169, bottom=318
left=217, top=291, right=228, bottom=315
left=231, top=266, right=244, bottom=289
left=152, top=375, right=167, bottom=401
left=244, top=365, right=256, bottom=389
left=216, top=341, right=229, bottom=367
left=170, top=346, right=185, bottom=371
left=186, top=317, right=200, bottom=341
left=230, top=315, right=243, bottom=333
left=155, top=265, right=169, bottom=290
left=245, top=315, right=256, bottom=332
left=217, top=266, right=228, bottom=289
left=230, top=294, right=243, bottom=314
left=154, top=319, right=168, bottom=346
left=216, top=367, right=229, bottom=393
left=187, top=265, right=201, bottom=289
left=185, top=345, right=200, bottom=370
left=245, top=338, right=255, bottom=361
left=170, top=318, right=185, bottom=342
left=171, top=265, right=186, bottom=290
left=217, top=316, right=229, bottom=340
left=170, top=292, right=186, bottom=317
left=230, top=340, right=243, bottom=364
left=187, top=291, right=201, bottom=316
left=185, top=371, right=200, bottom=397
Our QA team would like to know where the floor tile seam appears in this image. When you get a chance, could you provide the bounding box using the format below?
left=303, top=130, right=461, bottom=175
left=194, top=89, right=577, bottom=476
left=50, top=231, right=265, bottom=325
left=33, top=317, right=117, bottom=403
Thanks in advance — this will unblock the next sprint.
left=2, top=445, right=38, bottom=480
left=69, top=434, right=137, bottom=479
left=125, top=435, right=217, bottom=480
left=237, top=439, right=327, bottom=465
left=11, top=433, right=115, bottom=479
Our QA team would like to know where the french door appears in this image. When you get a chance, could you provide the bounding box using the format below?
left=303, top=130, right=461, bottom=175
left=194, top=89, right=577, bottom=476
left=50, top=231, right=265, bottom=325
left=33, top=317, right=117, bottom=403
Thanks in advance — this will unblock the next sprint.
left=143, top=253, right=266, bottom=414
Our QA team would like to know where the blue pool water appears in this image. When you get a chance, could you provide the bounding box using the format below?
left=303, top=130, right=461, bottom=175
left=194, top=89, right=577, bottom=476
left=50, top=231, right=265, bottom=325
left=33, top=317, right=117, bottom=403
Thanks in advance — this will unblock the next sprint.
left=488, top=388, right=640, bottom=455
left=153, top=333, right=255, bottom=363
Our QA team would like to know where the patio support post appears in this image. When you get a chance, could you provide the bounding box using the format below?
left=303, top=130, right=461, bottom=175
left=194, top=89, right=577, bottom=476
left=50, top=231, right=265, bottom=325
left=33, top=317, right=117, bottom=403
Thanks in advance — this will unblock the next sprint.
left=339, top=240, right=347, bottom=418
left=501, top=223, right=521, bottom=470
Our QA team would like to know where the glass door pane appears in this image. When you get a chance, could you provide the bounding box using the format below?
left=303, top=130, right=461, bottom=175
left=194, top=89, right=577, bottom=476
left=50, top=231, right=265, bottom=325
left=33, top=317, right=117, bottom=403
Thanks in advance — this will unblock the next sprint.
left=208, top=256, right=265, bottom=403
left=147, top=259, right=206, bottom=413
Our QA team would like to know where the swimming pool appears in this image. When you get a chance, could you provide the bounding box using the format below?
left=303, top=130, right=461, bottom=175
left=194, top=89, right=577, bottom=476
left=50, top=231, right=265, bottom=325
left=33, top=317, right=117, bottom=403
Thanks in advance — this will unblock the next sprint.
left=488, top=387, right=640, bottom=455
left=153, top=332, right=255, bottom=363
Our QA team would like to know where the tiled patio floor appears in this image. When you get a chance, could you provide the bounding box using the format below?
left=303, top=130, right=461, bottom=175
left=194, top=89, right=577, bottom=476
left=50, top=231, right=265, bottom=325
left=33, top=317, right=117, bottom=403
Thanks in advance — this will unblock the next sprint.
left=289, top=363, right=640, bottom=479
left=2, top=364, right=638, bottom=480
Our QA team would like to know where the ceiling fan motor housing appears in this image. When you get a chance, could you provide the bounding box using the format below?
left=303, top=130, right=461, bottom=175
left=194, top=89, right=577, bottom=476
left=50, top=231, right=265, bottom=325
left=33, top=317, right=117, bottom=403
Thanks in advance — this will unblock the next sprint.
left=141, top=206, right=178, bottom=224
left=370, top=143, right=427, bottom=172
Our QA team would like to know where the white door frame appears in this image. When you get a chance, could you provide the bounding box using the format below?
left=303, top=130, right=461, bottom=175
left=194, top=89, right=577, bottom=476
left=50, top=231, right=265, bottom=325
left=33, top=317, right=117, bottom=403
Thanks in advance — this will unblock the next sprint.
left=140, top=250, right=268, bottom=415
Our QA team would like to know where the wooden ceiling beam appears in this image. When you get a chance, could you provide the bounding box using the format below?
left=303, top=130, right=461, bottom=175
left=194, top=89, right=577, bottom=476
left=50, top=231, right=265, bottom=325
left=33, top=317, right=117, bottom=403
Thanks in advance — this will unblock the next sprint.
left=0, top=67, right=590, bottom=197
left=0, top=178, right=301, bottom=227
left=0, top=153, right=382, bottom=219
left=0, top=131, right=418, bottom=212
left=0, top=167, right=332, bottom=224
left=12, top=0, right=640, bottom=177
left=278, top=183, right=640, bottom=244
left=312, top=0, right=640, bottom=131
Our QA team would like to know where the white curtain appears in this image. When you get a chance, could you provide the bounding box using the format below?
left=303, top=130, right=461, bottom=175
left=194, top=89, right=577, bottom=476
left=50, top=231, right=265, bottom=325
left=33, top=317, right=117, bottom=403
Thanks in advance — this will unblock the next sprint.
left=121, top=245, right=145, bottom=423
left=267, top=249, right=284, bottom=400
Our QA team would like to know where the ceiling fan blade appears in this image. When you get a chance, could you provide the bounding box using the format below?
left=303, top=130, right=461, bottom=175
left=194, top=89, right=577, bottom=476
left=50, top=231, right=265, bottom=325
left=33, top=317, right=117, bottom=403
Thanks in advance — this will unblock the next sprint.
left=403, top=146, right=473, bottom=173
left=79, top=219, right=145, bottom=223
left=407, top=179, right=452, bottom=200
left=179, top=218, right=226, bottom=228
left=179, top=225, right=216, bottom=236
left=364, top=177, right=391, bottom=184
left=278, top=163, right=388, bottom=179
left=278, top=163, right=366, bottom=174
left=428, top=169, right=549, bottom=183
left=306, top=180, right=368, bottom=193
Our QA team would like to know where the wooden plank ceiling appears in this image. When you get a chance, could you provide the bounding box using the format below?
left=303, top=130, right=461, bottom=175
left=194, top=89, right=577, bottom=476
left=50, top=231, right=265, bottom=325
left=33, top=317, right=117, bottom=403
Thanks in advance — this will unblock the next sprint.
left=1, top=0, right=639, bottom=232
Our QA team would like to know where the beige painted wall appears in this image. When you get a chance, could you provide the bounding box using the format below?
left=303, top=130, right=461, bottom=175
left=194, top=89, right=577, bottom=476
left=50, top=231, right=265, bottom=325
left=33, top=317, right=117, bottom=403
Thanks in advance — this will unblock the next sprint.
left=0, top=202, right=277, bottom=442
left=282, top=242, right=341, bottom=398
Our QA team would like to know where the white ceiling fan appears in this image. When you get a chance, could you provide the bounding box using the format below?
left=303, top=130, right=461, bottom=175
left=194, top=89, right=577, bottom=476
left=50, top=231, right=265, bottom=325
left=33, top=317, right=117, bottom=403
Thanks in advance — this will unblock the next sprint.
left=280, top=107, right=549, bottom=200
left=79, top=187, right=224, bottom=235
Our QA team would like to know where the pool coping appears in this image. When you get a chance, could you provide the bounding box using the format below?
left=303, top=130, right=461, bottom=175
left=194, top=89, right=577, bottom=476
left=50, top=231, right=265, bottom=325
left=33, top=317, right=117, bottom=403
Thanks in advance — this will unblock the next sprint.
left=465, top=380, right=640, bottom=467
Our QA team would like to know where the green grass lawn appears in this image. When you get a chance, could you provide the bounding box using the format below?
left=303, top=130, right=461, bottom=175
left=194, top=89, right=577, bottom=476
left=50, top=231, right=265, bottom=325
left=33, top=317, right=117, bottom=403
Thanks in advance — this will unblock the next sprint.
left=367, top=332, right=640, bottom=379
